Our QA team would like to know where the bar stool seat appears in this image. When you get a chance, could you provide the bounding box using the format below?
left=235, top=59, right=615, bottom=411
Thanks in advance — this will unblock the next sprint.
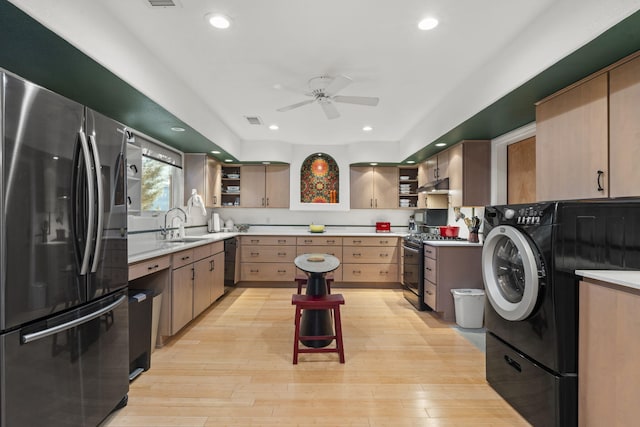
left=295, top=273, right=333, bottom=294
left=291, top=293, right=345, bottom=364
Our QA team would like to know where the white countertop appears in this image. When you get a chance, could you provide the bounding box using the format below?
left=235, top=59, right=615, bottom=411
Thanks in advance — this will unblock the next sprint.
left=576, top=270, right=640, bottom=291
left=129, top=232, right=236, bottom=264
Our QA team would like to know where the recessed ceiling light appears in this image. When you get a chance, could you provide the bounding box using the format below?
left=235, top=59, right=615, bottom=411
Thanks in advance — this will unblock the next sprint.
left=171, top=126, right=185, bottom=132
left=224, top=159, right=233, bottom=162
left=406, top=160, right=415, bottom=164
left=370, top=162, right=378, bottom=166
left=52, top=156, right=59, bottom=160
left=262, top=161, right=271, bottom=165
left=272, top=84, right=282, bottom=90
left=210, top=150, right=220, bottom=154
left=269, top=124, right=279, bottom=130
left=206, top=13, right=231, bottom=29
left=435, top=142, right=447, bottom=147
left=418, top=17, right=439, bottom=31
left=362, top=125, right=373, bottom=132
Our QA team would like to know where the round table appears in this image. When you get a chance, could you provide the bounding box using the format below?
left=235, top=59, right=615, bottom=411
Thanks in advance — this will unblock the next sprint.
left=294, top=253, right=340, bottom=348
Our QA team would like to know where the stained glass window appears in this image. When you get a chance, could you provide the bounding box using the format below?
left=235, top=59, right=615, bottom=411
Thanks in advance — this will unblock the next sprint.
left=300, top=153, right=339, bottom=203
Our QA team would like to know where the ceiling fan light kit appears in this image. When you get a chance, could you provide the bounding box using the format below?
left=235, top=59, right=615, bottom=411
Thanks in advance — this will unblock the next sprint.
left=277, top=74, right=379, bottom=120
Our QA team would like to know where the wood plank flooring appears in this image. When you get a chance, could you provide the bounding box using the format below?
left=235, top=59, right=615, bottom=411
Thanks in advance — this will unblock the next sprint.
left=103, top=287, right=529, bottom=426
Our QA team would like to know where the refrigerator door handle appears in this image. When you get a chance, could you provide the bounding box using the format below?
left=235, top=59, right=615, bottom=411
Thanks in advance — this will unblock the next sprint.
left=79, top=130, right=96, bottom=275
left=88, top=134, right=104, bottom=274
left=21, top=295, right=127, bottom=344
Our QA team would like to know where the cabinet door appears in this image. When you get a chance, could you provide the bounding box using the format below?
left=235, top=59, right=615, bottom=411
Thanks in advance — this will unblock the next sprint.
left=210, top=251, right=225, bottom=303
left=536, top=74, right=608, bottom=201
left=448, top=141, right=491, bottom=207
left=417, top=162, right=429, bottom=208
left=373, top=167, right=398, bottom=209
left=425, top=156, right=438, bottom=182
left=171, top=265, right=193, bottom=334
left=265, top=165, right=290, bottom=208
left=448, top=144, right=464, bottom=207
left=206, top=157, right=222, bottom=207
left=610, top=56, right=640, bottom=198
left=437, top=151, right=449, bottom=179
left=350, top=166, right=374, bottom=208
left=193, top=256, right=212, bottom=317
left=241, top=165, right=266, bottom=207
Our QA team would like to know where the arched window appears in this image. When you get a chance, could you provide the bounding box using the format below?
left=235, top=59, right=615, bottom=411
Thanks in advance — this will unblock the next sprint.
left=300, top=153, right=339, bottom=203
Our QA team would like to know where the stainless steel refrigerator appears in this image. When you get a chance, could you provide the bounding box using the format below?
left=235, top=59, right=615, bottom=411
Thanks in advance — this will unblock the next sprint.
left=0, top=71, right=129, bottom=426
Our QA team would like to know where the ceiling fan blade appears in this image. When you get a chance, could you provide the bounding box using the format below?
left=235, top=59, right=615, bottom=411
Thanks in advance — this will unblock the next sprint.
left=320, top=101, right=340, bottom=120
left=323, top=74, right=352, bottom=96
left=276, top=99, right=315, bottom=112
left=333, top=95, right=379, bottom=106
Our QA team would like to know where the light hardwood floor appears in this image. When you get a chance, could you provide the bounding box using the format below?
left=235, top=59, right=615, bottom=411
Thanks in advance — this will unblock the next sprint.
left=103, top=287, right=529, bottom=426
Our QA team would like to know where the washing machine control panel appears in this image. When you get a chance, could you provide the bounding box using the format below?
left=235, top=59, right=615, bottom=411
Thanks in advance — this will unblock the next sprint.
left=516, top=207, right=542, bottom=225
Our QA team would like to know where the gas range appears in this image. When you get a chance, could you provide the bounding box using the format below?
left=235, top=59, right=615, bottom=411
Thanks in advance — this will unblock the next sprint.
left=404, top=233, right=465, bottom=245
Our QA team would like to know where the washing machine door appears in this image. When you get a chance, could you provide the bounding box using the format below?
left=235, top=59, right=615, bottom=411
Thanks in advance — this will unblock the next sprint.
left=482, top=225, right=542, bottom=321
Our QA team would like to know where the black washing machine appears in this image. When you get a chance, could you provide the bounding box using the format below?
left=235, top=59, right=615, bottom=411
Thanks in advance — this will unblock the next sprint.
left=482, top=200, right=640, bottom=427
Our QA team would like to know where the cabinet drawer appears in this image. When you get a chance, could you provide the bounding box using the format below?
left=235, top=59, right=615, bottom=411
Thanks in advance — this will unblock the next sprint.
left=296, top=236, right=343, bottom=246
left=424, top=280, right=437, bottom=309
left=241, top=245, right=296, bottom=263
left=194, top=244, right=212, bottom=261
left=172, top=249, right=195, bottom=269
left=425, top=257, right=437, bottom=283
left=342, top=263, right=398, bottom=282
left=342, top=246, right=398, bottom=263
left=128, top=255, right=171, bottom=280
left=240, top=236, right=296, bottom=245
left=240, top=263, right=295, bottom=281
left=296, top=245, right=342, bottom=258
left=343, top=236, right=398, bottom=247
left=424, top=244, right=437, bottom=260
left=210, top=240, right=224, bottom=254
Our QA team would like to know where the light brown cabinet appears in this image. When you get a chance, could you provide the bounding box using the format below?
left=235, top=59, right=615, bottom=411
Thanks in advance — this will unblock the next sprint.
left=578, top=278, right=640, bottom=426
left=609, top=54, right=640, bottom=198
left=184, top=154, right=221, bottom=208
left=241, top=164, right=290, bottom=208
left=342, top=236, right=399, bottom=283
left=239, top=235, right=296, bottom=281
left=350, top=166, right=398, bottom=209
left=536, top=74, right=609, bottom=201
left=295, top=237, right=343, bottom=281
left=423, top=244, right=483, bottom=322
left=169, top=242, right=225, bottom=334
left=447, top=140, right=491, bottom=207
left=425, top=150, right=449, bottom=183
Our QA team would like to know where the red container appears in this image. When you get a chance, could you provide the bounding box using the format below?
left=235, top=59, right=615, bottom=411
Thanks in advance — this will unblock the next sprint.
left=439, top=226, right=460, bottom=238
left=376, top=222, right=391, bottom=232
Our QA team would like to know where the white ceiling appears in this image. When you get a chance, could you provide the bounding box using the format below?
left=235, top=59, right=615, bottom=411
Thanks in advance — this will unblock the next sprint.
left=9, top=0, right=640, bottom=162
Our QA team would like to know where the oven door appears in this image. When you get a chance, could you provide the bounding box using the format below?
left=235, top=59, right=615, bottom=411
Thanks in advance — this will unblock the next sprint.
left=402, top=242, right=424, bottom=310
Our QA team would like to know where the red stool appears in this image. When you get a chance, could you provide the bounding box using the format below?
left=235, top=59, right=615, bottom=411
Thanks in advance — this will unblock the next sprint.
left=291, top=294, right=345, bottom=364
left=295, top=273, right=333, bottom=294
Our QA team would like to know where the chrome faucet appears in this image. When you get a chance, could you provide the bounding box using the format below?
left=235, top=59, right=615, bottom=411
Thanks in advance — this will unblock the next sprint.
left=161, top=207, right=188, bottom=239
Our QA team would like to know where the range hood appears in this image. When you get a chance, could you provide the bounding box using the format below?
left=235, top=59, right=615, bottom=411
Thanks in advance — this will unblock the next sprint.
left=417, top=177, right=449, bottom=194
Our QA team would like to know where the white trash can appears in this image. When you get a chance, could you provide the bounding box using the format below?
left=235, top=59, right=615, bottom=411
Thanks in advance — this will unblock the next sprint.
left=451, top=289, right=485, bottom=328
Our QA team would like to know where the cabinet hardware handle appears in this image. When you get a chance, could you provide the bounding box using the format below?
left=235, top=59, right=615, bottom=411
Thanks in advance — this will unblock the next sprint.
left=262, top=197, right=265, bottom=207
left=182, top=256, right=190, bottom=261
left=353, top=270, right=361, bottom=274
left=304, top=239, right=312, bottom=243
left=426, top=267, right=432, bottom=271
left=210, top=260, right=214, bottom=271
left=250, top=269, right=259, bottom=273
left=127, top=196, right=132, bottom=206
left=353, top=240, right=362, bottom=244
left=147, top=264, right=159, bottom=270
left=251, top=239, right=260, bottom=243
left=327, top=240, right=335, bottom=244
left=213, top=195, right=217, bottom=204
left=375, top=199, right=378, bottom=208
left=278, top=252, right=286, bottom=256
left=504, top=355, right=522, bottom=372
left=278, top=239, right=287, bottom=243
left=266, top=197, right=270, bottom=206
left=597, top=170, right=604, bottom=191
left=370, top=198, right=373, bottom=208
left=191, top=267, right=195, bottom=280
left=379, top=253, right=388, bottom=257
left=353, top=253, right=361, bottom=257
left=251, top=252, right=259, bottom=256
left=277, top=269, right=286, bottom=273
left=380, top=240, right=388, bottom=244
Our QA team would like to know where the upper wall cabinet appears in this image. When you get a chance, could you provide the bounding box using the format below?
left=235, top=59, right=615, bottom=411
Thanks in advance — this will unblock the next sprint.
left=448, top=140, right=491, bottom=207
left=241, top=165, right=290, bottom=208
left=184, top=154, right=222, bottom=208
left=536, top=74, right=609, bottom=201
left=609, top=54, right=640, bottom=198
left=350, top=166, right=398, bottom=209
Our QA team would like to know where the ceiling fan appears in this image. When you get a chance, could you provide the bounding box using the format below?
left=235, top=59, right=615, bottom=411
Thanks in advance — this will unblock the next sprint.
left=276, top=74, right=379, bottom=120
